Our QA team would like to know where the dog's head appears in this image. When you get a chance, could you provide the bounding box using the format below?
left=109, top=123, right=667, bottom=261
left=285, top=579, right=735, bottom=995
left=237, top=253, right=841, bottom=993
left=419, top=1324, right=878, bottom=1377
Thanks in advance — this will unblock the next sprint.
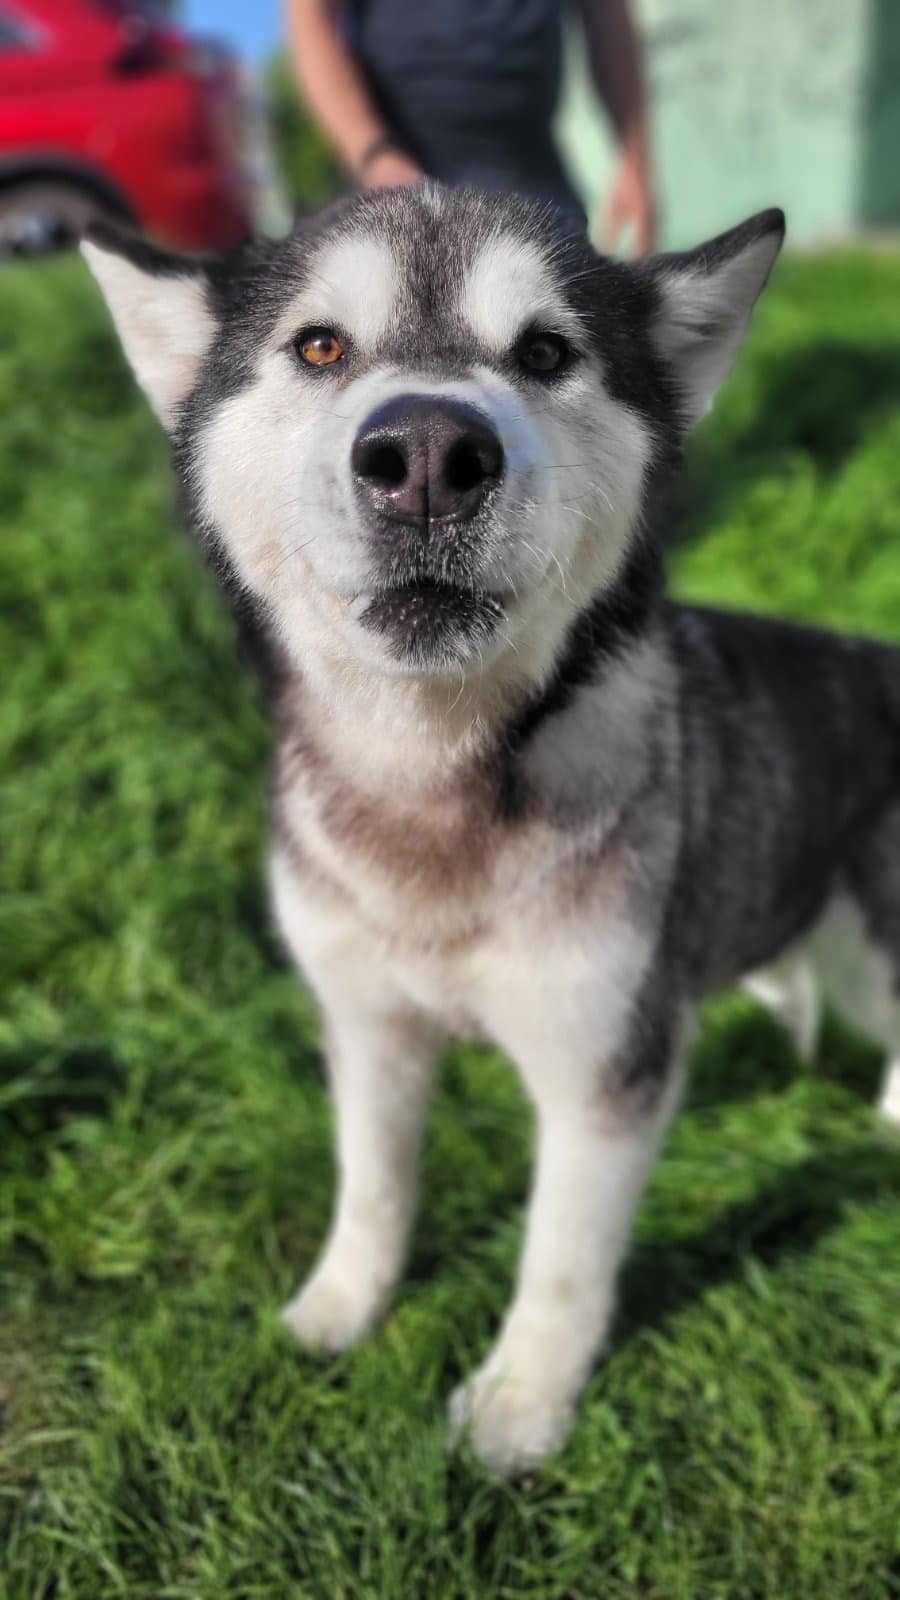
left=83, top=187, right=783, bottom=686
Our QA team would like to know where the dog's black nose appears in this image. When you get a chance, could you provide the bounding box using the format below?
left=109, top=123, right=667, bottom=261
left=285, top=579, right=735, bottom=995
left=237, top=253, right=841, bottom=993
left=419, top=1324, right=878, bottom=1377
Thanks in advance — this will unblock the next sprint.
left=351, top=396, right=504, bottom=526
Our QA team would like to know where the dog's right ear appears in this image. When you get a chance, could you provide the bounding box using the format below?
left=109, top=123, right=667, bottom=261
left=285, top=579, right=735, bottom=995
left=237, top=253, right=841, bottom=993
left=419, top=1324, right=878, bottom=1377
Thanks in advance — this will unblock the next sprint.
left=81, top=222, right=219, bottom=430
left=647, top=208, right=785, bottom=427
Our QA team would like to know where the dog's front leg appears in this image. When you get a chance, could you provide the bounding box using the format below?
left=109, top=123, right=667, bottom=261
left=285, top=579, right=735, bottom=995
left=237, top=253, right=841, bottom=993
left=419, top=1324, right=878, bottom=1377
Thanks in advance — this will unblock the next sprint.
left=282, top=1006, right=439, bottom=1353
left=451, top=1014, right=685, bottom=1475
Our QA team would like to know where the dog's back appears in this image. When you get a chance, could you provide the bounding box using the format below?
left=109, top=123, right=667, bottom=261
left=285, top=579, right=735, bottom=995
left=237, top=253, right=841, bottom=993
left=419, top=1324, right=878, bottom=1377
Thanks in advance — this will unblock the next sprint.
left=666, top=603, right=900, bottom=1080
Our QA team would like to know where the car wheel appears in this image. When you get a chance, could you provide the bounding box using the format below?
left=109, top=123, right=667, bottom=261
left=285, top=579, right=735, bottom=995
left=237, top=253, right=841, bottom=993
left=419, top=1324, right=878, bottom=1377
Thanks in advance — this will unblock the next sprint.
left=0, top=182, right=119, bottom=257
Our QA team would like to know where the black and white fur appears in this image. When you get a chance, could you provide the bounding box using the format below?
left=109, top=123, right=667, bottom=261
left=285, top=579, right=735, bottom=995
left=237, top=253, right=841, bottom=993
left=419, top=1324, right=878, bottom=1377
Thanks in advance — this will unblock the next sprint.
left=83, top=186, right=900, bottom=1475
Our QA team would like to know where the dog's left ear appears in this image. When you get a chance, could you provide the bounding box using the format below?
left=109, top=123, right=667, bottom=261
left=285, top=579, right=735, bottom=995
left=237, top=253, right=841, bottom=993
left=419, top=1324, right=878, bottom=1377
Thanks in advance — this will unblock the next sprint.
left=648, top=208, right=785, bottom=426
left=81, top=222, right=219, bottom=430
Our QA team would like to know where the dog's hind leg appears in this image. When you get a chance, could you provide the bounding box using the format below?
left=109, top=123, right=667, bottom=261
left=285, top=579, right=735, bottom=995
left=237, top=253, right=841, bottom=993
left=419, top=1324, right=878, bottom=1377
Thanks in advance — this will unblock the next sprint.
left=880, top=1056, right=900, bottom=1124
left=816, top=804, right=900, bottom=1126
left=814, top=905, right=900, bottom=1127
left=742, top=945, right=821, bottom=1062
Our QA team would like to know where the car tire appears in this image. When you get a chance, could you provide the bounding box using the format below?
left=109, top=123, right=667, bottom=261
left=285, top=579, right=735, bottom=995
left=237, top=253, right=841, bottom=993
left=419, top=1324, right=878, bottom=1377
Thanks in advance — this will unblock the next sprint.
left=0, top=180, right=122, bottom=257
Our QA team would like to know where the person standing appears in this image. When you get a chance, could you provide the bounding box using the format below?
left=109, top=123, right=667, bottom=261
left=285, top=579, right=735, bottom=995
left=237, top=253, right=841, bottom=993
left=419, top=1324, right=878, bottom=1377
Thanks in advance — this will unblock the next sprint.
left=285, top=0, right=656, bottom=250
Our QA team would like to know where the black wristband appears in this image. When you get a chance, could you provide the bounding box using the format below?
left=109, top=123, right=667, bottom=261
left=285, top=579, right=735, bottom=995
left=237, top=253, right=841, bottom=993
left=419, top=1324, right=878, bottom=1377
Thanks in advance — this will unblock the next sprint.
left=357, top=134, right=404, bottom=175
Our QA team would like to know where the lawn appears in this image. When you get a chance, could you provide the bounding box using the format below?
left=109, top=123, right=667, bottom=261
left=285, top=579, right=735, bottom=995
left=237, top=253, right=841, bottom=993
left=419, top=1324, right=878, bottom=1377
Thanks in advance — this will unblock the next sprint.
left=2, top=244, right=900, bottom=1600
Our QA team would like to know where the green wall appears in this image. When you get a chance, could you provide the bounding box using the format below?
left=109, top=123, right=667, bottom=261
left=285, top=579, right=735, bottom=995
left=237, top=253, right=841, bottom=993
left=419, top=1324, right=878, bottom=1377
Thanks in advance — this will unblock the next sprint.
left=557, top=0, right=900, bottom=249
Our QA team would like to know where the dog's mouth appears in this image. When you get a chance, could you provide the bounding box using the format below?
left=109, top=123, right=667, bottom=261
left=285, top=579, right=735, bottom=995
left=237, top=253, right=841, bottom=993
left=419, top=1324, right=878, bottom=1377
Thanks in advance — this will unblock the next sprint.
left=355, top=579, right=507, bottom=666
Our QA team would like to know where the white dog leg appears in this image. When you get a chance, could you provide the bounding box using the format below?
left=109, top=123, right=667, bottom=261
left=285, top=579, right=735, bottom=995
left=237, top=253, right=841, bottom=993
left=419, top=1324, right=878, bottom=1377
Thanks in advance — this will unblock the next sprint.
left=282, top=1009, right=438, bottom=1352
left=743, top=948, right=820, bottom=1062
left=450, top=1052, right=683, bottom=1475
left=878, top=1057, right=900, bottom=1126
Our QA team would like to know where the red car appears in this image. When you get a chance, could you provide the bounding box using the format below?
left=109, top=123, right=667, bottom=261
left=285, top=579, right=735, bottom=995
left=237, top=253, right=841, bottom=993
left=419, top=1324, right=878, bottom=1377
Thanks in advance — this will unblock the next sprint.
left=0, top=0, right=258, bottom=252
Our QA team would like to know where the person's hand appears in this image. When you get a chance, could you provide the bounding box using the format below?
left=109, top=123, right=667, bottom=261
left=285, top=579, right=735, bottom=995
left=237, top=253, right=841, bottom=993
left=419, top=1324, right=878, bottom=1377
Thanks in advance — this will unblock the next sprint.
left=599, top=130, right=657, bottom=255
left=361, top=149, right=424, bottom=190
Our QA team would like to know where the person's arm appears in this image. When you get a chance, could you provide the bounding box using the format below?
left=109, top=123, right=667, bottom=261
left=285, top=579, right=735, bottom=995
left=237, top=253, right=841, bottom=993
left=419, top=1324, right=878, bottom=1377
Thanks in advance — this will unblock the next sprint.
left=284, top=0, right=423, bottom=188
left=576, top=0, right=657, bottom=253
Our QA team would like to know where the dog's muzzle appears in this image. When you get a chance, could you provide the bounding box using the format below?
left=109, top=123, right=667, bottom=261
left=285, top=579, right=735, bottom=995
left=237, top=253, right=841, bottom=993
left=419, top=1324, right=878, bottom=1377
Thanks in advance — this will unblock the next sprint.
left=351, top=395, right=504, bottom=529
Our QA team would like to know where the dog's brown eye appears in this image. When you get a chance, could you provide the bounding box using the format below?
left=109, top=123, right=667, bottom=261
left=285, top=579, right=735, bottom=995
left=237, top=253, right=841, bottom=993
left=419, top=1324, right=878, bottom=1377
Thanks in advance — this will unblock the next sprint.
left=519, top=332, right=568, bottom=374
left=297, top=328, right=345, bottom=367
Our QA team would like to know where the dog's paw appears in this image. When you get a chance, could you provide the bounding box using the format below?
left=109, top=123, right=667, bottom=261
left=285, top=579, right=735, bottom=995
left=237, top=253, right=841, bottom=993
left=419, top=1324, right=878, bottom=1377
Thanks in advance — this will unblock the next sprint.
left=281, top=1270, right=382, bottom=1355
left=448, top=1355, right=575, bottom=1477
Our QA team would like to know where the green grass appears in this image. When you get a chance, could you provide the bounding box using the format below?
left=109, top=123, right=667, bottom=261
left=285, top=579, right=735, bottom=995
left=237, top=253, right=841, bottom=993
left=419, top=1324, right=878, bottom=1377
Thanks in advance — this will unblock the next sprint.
left=2, top=246, right=900, bottom=1600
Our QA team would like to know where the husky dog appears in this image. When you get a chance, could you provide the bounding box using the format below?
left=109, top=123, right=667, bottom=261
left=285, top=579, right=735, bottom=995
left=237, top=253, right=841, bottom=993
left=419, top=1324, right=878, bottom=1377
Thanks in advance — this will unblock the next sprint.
left=83, top=186, right=900, bottom=1474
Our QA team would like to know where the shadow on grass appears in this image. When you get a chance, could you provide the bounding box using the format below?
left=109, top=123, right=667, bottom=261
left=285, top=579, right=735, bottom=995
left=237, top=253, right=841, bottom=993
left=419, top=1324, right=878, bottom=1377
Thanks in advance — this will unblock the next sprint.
left=618, top=1134, right=900, bottom=1345
left=675, top=339, right=900, bottom=544
left=726, top=341, right=900, bottom=469
left=0, top=1039, right=127, bottom=1143
left=410, top=1014, right=894, bottom=1349
left=688, top=1001, right=886, bottom=1111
